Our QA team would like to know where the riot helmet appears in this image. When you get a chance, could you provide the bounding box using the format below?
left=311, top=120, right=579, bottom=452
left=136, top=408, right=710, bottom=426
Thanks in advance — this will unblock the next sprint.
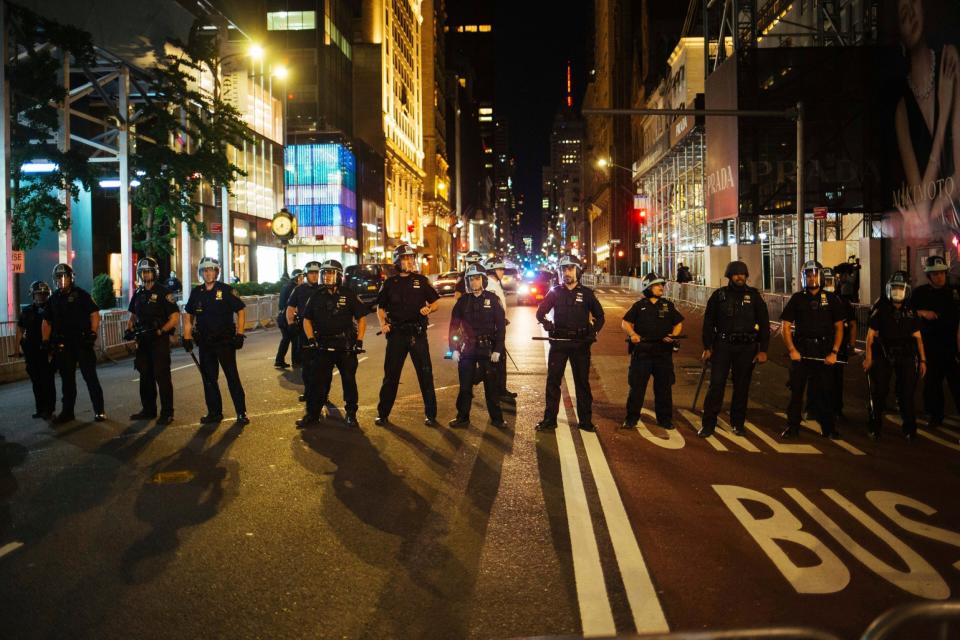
left=557, top=254, right=582, bottom=285
left=303, top=261, right=322, bottom=285
left=393, top=243, right=418, bottom=273
left=924, top=255, right=949, bottom=274
left=30, top=280, right=51, bottom=304
left=197, top=256, right=221, bottom=283
left=137, top=257, right=159, bottom=285
left=320, top=259, right=344, bottom=288
left=800, top=260, right=823, bottom=290
left=52, top=263, right=74, bottom=290
left=290, top=268, right=304, bottom=283
left=484, top=256, right=506, bottom=272
left=464, top=250, right=483, bottom=267
left=464, top=263, right=488, bottom=292
left=886, top=271, right=911, bottom=303
left=724, top=260, right=749, bottom=279
left=641, top=272, right=666, bottom=297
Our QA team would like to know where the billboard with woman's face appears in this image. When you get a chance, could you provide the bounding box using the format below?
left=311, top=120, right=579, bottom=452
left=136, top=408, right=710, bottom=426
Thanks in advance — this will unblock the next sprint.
left=887, top=0, right=960, bottom=274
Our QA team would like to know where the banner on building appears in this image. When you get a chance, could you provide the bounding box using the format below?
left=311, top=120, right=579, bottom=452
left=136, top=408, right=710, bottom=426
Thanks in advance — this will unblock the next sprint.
left=705, top=57, right=739, bottom=222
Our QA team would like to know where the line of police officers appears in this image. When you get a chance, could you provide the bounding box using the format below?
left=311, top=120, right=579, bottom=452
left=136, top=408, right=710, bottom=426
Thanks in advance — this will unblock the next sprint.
left=17, top=248, right=959, bottom=439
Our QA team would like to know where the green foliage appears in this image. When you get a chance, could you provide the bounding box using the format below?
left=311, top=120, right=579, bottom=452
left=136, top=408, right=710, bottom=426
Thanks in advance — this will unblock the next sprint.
left=91, top=274, right=116, bottom=309
left=232, top=281, right=284, bottom=296
left=6, top=3, right=100, bottom=250
left=132, top=21, right=252, bottom=258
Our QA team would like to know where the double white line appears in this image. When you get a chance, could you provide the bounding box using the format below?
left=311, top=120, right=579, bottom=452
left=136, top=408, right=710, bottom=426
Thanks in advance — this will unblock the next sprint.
left=539, top=331, right=669, bottom=637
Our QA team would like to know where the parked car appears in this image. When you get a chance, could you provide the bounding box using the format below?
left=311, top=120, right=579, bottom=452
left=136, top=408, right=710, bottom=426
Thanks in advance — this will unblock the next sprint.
left=434, top=271, right=460, bottom=296
left=500, top=267, right=519, bottom=293
left=516, top=271, right=555, bottom=306
left=343, top=263, right=396, bottom=310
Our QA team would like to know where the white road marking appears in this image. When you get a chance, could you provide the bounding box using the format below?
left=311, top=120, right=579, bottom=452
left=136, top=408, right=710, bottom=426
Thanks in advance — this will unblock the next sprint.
left=132, top=363, right=194, bottom=382
left=774, top=412, right=866, bottom=455
left=677, top=409, right=727, bottom=451
left=538, top=335, right=616, bottom=637
left=890, top=416, right=960, bottom=451
left=0, top=541, right=24, bottom=559
left=557, top=344, right=670, bottom=634
left=743, top=420, right=821, bottom=454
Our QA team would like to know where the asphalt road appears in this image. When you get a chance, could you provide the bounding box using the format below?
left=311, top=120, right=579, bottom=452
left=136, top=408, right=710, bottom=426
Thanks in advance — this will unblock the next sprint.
left=0, top=287, right=958, bottom=639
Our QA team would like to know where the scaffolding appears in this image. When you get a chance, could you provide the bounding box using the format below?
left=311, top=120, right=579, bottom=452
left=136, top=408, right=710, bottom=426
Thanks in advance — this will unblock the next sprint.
left=636, top=127, right=707, bottom=282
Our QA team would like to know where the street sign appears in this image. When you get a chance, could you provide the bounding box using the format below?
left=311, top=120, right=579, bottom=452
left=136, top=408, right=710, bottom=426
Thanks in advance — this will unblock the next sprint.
left=610, top=238, right=621, bottom=244
left=11, top=250, right=24, bottom=273
left=210, top=222, right=223, bottom=233
left=813, top=207, right=828, bottom=220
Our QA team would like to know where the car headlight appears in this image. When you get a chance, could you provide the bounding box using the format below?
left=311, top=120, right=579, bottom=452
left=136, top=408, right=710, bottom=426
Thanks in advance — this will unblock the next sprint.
left=518, top=284, right=529, bottom=294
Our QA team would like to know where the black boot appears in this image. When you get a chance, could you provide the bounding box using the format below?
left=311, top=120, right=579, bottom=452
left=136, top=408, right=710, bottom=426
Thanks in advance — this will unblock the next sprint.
left=697, top=426, right=715, bottom=438
left=535, top=419, right=558, bottom=431
left=448, top=415, right=470, bottom=428
left=200, top=413, right=224, bottom=424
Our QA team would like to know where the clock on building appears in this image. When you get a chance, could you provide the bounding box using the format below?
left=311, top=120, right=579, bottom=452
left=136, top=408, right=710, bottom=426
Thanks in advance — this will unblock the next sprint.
left=271, top=208, right=297, bottom=241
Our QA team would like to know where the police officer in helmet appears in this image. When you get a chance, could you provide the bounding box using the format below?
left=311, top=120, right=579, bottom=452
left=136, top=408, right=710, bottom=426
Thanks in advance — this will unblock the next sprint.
left=621, top=272, right=684, bottom=430
left=298, top=259, right=367, bottom=428
left=274, top=268, right=304, bottom=369
left=287, top=261, right=322, bottom=403
left=375, top=244, right=441, bottom=426
left=16, top=281, right=56, bottom=419
left=125, top=257, right=180, bottom=424
left=698, top=261, right=769, bottom=437
left=484, top=255, right=518, bottom=403
left=864, top=271, right=927, bottom=440
left=910, top=255, right=960, bottom=427
left=780, top=260, right=845, bottom=439
left=805, top=266, right=857, bottom=421
left=183, top=257, right=249, bottom=426
left=448, top=263, right=507, bottom=428
left=536, top=254, right=605, bottom=432
left=454, top=250, right=485, bottom=300
left=41, top=263, right=106, bottom=423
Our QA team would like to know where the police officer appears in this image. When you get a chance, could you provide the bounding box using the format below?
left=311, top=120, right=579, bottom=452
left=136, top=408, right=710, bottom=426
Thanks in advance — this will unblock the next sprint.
left=274, top=268, right=304, bottom=369
left=864, top=272, right=927, bottom=440
left=166, top=270, right=183, bottom=297
left=183, top=257, right=249, bottom=426
left=910, top=255, right=960, bottom=427
left=298, top=260, right=367, bottom=429
left=375, top=244, right=441, bottom=426
left=41, top=263, right=106, bottom=423
left=698, top=261, right=769, bottom=437
left=15, top=281, right=55, bottom=419
left=448, top=263, right=507, bottom=428
left=535, top=254, right=605, bottom=432
left=484, top=255, right=518, bottom=403
left=780, top=260, right=845, bottom=439
left=454, top=250, right=485, bottom=300
left=286, top=262, right=322, bottom=401
left=125, top=257, right=180, bottom=424
left=821, top=267, right=857, bottom=420
left=621, top=272, right=684, bottom=430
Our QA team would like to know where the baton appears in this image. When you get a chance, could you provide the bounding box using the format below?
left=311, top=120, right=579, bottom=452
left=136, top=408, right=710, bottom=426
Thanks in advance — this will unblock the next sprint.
left=798, top=356, right=849, bottom=364
left=692, top=363, right=709, bottom=411
left=531, top=336, right=596, bottom=343
left=504, top=347, right=520, bottom=372
left=188, top=351, right=212, bottom=387
left=624, top=335, right=688, bottom=343
left=865, top=368, right=877, bottom=424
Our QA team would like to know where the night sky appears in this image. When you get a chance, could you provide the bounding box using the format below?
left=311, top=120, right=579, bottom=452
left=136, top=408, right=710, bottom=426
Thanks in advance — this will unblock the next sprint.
left=494, top=1, right=592, bottom=246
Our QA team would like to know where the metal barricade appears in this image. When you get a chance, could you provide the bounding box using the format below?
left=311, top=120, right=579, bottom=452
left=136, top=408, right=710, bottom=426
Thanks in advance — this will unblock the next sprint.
left=0, top=319, right=20, bottom=367
left=860, top=601, right=960, bottom=640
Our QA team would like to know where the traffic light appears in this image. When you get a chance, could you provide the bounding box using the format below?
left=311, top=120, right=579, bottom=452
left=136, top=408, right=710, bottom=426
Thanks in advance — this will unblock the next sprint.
left=634, top=208, right=647, bottom=224
left=617, top=250, right=624, bottom=257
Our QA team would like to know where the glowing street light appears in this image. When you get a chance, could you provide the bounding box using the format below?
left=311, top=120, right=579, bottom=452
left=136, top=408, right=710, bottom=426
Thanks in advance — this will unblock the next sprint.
left=273, top=64, right=289, bottom=80
left=248, top=43, right=265, bottom=61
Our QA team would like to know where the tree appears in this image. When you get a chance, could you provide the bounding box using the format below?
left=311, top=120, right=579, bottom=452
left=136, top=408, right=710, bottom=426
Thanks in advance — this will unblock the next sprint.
left=6, top=3, right=100, bottom=250
left=131, top=22, right=252, bottom=258
left=91, top=273, right=116, bottom=309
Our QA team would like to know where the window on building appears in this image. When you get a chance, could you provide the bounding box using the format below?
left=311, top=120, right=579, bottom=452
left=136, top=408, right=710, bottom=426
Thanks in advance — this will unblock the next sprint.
left=478, top=25, right=492, bottom=32
left=267, top=11, right=317, bottom=31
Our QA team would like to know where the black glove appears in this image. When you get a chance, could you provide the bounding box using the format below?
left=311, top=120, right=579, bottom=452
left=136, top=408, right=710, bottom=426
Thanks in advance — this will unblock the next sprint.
left=123, top=328, right=136, bottom=341
left=354, top=339, right=363, bottom=351
left=83, top=330, right=97, bottom=346
left=541, top=319, right=555, bottom=332
left=304, top=337, right=318, bottom=350
left=232, top=333, right=245, bottom=349
left=182, top=338, right=194, bottom=353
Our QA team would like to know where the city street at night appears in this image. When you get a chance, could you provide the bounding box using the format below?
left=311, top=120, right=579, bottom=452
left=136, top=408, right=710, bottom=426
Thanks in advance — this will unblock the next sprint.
left=2, top=292, right=958, bottom=639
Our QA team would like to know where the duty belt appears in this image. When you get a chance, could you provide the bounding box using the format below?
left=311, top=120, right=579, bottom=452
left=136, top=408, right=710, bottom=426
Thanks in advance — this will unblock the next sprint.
left=718, top=331, right=758, bottom=344
left=549, top=328, right=587, bottom=340
left=389, top=321, right=425, bottom=336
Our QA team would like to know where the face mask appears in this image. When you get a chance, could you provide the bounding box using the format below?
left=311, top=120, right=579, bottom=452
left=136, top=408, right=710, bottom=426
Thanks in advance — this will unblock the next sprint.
left=890, top=287, right=906, bottom=303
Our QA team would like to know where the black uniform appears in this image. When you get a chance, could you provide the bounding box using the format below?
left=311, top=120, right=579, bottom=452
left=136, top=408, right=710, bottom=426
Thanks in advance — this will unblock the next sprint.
left=275, top=279, right=301, bottom=366
left=449, top=290, right=506, bottom=423
left=302, top=286, right=365, bottom=418
left=536, top=284, right=605, bottom=426
left=376, top=273, right=440, bottom=420
left=18, top=303, right=55, bottom=416
left=184, top=282, right=246, bottom=417
left=701, top=285, right=769, bottom=431
left=624, top=296, right=684, bottom=426
left=43, top=287, right=105, bottom=417
left=288, top=281, right=321, bottom=396
left=868, top=297, right=921, bottom=436
left=911, top=283, right=960, bottom=423
left=128, top=284, right=179, bottom=418
left=781, top=289, right=844, bottom=435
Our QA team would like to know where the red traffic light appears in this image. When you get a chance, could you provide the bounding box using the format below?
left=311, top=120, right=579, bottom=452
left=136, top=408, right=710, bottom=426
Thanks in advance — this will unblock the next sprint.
left=617, top=250, right=624, bottom=257
left=634, top=208, right=647, bottom=223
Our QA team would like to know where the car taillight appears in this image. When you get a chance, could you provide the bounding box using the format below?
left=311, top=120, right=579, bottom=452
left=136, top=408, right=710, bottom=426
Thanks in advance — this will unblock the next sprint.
left=530, top=286, right=538, bottom=293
